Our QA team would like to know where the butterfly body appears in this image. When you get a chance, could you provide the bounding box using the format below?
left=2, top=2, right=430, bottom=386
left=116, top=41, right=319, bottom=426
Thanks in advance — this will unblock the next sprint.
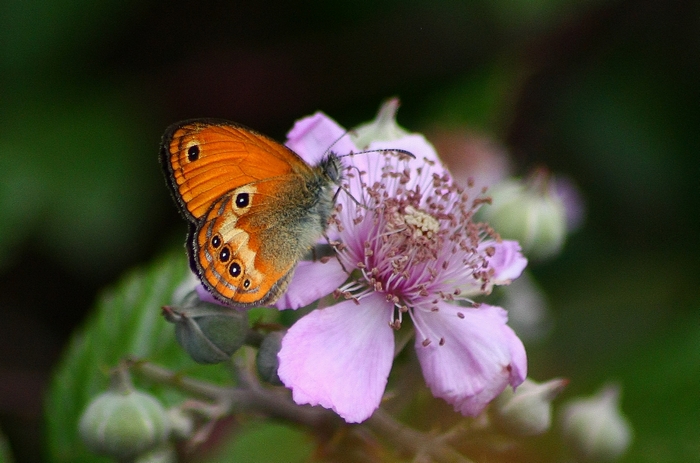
left=161, top=119, right=341, bottom=307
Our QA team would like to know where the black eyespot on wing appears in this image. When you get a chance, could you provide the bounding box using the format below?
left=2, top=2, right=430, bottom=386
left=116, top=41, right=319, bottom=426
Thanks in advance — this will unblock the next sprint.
left=243, top=279, right=250, bottom=289
left=235, top=192, right=250, bottom=208
left=229, top=261, right=242, bottom=277
left=211, top=234, right=222, bottom=248
left=188, top=145, right=200, bottom=161
left=219, top=246, right=230, bottom=262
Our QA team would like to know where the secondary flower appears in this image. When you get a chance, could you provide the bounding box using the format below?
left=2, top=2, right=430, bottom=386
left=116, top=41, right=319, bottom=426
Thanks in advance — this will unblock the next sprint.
left=275, top=100, right=528, bottom=423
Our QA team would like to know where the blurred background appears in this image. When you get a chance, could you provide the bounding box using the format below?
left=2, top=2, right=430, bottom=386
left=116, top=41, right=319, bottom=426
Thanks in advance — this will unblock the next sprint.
left=1, top=0, right=698, bottom=461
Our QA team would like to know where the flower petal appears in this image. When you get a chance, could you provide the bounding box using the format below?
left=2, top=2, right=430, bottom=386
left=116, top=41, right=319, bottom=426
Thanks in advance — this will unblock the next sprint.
left=278, top=292, right=394, bottom=423
left=482, top=240, right=528, bottom=286
left=273, top=259, right=347, bottom=310
left=504, top=322, right=527, bottom=388
left=345, top=134, right=446, bottom=186
left=369, top=134, right=442, bottom=167
left=413, top=302, right=527, bottom=416
left=285, top=112, right=357, bottom=164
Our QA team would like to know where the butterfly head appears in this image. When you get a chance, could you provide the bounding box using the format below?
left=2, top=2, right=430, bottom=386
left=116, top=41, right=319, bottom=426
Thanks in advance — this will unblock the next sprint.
left=318, top=152, right=344, bottom=185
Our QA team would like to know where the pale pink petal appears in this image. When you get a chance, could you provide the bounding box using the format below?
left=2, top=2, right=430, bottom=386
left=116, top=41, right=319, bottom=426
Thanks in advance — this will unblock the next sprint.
left=369, top=134, right=442, bottom=167
left=278, top=292, right=394, bottom=423
left=273, top=259, right=347, bottom=310
left=413, top=302, right=527, bottom=417
left=346, top=135, right=446, bottom=185
left=285, top=112, right=357, bottom=164
left=481, top=240, right=528, bottom=286
left=504, top=322, right=527, bottom=387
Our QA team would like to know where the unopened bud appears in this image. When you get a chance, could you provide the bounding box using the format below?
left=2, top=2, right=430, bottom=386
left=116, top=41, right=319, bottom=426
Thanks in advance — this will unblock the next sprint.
left=135, top=444, right=177, bottom=463
left=163, top=290, right=248, bottom=364
left=79, top=375, right=170, bottom=460
left=560, top=384, right=633, bottom=462
left=480, top=170, right=567, bottom=261
left=256, top=331, right=285, bottom=385
left=351, top=98, right=409, bottom=148
left=492, top=377, right=568, bottom=436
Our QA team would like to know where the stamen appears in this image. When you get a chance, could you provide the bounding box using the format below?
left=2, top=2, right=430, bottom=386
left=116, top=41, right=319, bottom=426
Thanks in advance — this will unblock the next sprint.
left=330, top=151, right=498, bottom=354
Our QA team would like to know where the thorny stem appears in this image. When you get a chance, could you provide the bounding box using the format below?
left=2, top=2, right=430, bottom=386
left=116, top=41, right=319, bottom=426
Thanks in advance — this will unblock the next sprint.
left=127, top=358, right=472, bottom=463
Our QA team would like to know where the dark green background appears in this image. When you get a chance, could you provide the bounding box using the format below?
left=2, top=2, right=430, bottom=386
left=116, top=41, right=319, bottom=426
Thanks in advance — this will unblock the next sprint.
left=1, top=0, right=698, bottom=461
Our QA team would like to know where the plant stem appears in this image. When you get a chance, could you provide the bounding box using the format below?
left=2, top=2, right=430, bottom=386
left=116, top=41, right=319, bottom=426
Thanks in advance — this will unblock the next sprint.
left=128, top=359, right=473, bottom=463
left=366, top=409, right=475, bottom=463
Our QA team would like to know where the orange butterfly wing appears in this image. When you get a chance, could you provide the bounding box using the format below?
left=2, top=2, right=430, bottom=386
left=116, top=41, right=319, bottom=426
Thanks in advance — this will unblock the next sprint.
left=161, top=119, right=337, bottom=307
left=161, top=119, right=315, bottom=220
left=190, top=175, right=307, bottom=305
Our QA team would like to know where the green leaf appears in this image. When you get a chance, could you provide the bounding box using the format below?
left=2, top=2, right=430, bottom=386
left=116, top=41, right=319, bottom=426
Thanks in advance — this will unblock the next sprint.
left=45, top=253, right=231, bottom=463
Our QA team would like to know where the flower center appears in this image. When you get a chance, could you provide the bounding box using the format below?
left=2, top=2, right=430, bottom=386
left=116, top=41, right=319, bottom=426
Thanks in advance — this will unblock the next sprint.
left=401, top=206, right=440, bottom=237
left=334, top=154, right=494, bottom=331
left=382, top=202, right=443, bottom=275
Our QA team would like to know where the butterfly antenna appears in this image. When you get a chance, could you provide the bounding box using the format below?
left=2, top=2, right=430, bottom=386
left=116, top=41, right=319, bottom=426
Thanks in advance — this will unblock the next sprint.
left=322, top=129, right=357, bottom=157
left=338, top=148, right=416, bottom=160
left=322, top=128, right=416, bottom=161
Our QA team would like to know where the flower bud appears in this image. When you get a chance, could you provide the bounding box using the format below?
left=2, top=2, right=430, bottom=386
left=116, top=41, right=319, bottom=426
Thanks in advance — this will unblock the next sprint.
left=135, top=444, right=177, bottom=463
left=79, top=388, right=170, bottom=460
left=480, top=170, right=567, bottom=261
left=560, top=384, right=633, bottom=462
left=163, top=291, right=248, bottom=364
left=256, top=331, right=285, bottom=385
left=492, top=377, right=568, bottom=436
left=351, top=98, right=409, bottom=148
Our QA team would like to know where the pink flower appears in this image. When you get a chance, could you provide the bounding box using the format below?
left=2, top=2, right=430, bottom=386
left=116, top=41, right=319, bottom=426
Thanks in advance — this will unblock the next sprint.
left=276, top=101, right=528, bottom=423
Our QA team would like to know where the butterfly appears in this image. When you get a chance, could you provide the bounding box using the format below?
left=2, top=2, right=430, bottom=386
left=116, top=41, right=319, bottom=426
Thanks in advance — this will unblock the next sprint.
left=160, top=119, right=343, bottom=308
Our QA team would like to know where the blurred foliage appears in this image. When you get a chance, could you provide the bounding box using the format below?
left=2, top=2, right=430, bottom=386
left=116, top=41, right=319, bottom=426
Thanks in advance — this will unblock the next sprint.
left=0, top=428, right=12, bottom=463
left=1, top=0, right=698, bottom=461
left=203, top=422, right=313, bottom=463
